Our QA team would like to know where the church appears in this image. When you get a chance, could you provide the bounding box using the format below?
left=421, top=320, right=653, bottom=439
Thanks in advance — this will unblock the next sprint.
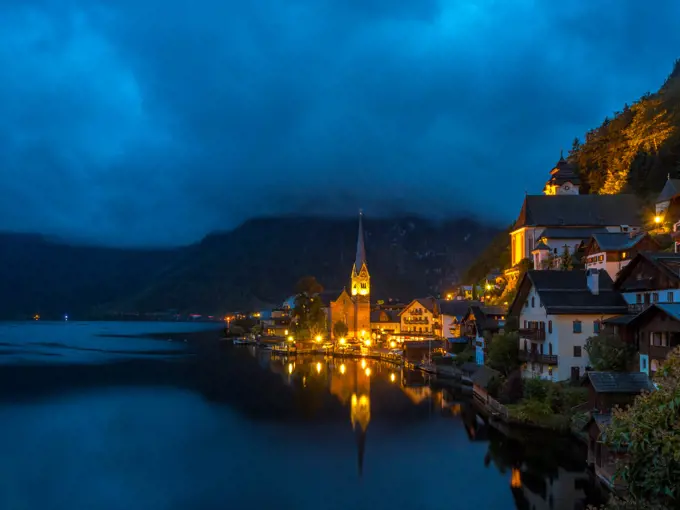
left=329, top=213, right=371, bottom=341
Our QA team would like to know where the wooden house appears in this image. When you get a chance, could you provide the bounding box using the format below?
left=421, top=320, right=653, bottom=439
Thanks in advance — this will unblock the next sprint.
left=583, top=232, right=659, bottom=281
left=583, top=371, right=654, bottom=413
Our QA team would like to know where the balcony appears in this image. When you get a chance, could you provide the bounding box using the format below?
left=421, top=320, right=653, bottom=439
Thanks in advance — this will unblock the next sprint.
left=519, top=328, right=546, bottom=341
left=404, top=317, right=430, bottom=325
left=628, top=302, right=651, bottom=314
left=519, top=350, right=558, bottom=365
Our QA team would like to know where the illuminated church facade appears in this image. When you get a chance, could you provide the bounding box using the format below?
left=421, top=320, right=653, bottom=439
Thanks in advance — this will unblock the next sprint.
left=329, top=212, right=372, bottom=340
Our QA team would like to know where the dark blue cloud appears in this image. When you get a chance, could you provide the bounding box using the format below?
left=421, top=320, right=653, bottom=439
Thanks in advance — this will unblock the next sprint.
left=1, top=0, right=679, bottom=245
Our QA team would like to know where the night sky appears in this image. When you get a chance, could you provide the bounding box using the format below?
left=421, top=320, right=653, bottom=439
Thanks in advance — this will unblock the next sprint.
left=2, top=0, right=679, bottom=246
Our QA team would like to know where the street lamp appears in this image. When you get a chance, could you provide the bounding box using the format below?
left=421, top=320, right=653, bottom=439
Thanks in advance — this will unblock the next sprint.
left=287, top=335, right=294, bottom=342
left=654, top=215, right=663, bottom=224
left=339, top=337, right=346, bottom=345
left=315, top=335, right=322, bottom=343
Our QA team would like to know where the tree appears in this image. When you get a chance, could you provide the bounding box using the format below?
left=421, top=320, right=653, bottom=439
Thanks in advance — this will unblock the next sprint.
left=292, top=276, right=327, bottom=340
left=559, top=245, right=573, bottom=271
left=584, top=333, right=635, bottom=372
left=603, top=347, right=680, bottom=509
left=499, top=370, right=524, bottom=404
left=486, top=331, right=520, bottom=376
left=332, top=320, right=348, bottom=340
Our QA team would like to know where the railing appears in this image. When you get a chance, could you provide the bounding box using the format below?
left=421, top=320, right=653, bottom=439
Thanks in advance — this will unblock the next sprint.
left=472, top=386, right=509, bottom=421
left=519, top=328, right=546, bottom=341
left=628, top=303, right=651, bottom=313
left=404, top=317, right=430, bottom=324
left=519, top=350, right=558, bottom=364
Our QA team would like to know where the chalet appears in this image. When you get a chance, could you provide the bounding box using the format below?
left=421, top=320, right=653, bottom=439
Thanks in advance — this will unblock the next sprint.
left=438, top=300, right=481, bottom=347
left=396, top=297, right=440, bottom=341
left=370, top=309, right=400, bottom=342
left=614, top=304, right=680, bottom=375
left=583, top=232, right=659, bottom=281
left=583, top=371, right=654, bottom=413
left=613, top=252, right=680, bottom=312
left=510, top=269, right=628, bottom=382
left=461, top=305, right=506, bottom=364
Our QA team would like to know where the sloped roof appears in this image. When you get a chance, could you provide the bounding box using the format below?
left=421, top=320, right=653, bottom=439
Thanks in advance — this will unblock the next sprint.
left=513, top=195, right=642, bottom=230
left=656, top=178, right=680, bottom=203
left=548, top=156, right=581, bottom=186
left=586, top=372, right=655, bottom=394
left=370, top=309, right=400, bottom=323
left=533, top=240, right=550, bottom=251
left=614, top=251, right=680, bottom=289
left=399, top=297, right=437, bottom=315
left=353, top=212, right=367, bottom=276
left=510, top=270, right=628, bottom=315
left=589, top=232, right=654, bottom=252
left=438, top=300, right=480, bottom=318
left=470, top=365, right=501, bottom=389
left=582, top=413, right=612, bottom=432
left=540, top=227, right=608, bottom=240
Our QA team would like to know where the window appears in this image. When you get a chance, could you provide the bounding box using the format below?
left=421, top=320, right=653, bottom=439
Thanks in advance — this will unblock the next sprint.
left=650, top=332, right=668, bottom=347
left=642, top=357, right=647, bottom=370
left=593, top=321, right=601, bottom=334
left=524, top=320, right=527, bottom=328
left=523, top=340, right=528, bottom=351
left=644, top=293, right=651, bottom=305
left=539, top=343, right=544, bottom=354
left=548, top=343, right=553, bottom=355
left=531, top=297, right=535, bottom=308
left=574, top=346, right=582, bottom=357
left=573, top=320, right=582, bottom=333
left=653, top=293, right=659, bottom=303
left=636, top=293, right=642, bottom=304
left=548, top=320, right=552, bottom=333
left=360, top=282, right=366, bottom=289
left=669, top=292, right=674, bottom=303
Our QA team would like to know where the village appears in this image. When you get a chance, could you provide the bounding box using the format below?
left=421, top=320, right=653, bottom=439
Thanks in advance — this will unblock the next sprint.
left=232, top=154, right=680, bottom=499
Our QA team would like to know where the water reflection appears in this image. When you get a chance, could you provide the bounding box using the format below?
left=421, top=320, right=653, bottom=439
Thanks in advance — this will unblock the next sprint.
left=261, top=350, right=605, bottom=510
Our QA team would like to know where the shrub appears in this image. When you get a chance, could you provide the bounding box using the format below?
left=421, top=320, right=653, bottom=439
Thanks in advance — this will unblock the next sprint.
left=523, top=378, right=551, bottom=401
left=499, top=370, right=524, bottom=404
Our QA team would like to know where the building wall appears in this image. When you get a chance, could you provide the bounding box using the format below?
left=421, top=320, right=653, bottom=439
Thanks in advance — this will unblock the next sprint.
left=400, top=301, right=436, bottom=335
left=622, top=289, right=679, bottom=306
left=518, top=284, right=616, bottom=381
left=441, top=314, right=459, bottom=339
left=355, top=300, right=371, bottom=339
left=585, top=251, right=630, bottom=280
left=330, top=291, right=355, bottom=339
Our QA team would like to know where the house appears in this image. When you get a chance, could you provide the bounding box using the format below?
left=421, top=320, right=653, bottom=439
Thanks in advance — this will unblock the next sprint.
left=583, top=232, right=660, bottom=281
left=396, top=297, right=441, bottom=341
left=613, top=304, right=680, bottom=375
left=613, top=252, right=680, bottom=313
left=531, top=227, right=608, bottom=269
left=369, top=309, right=400, bottom=343
left=510, top=269, right=628, bottom=382
left=438, top=300, right=481, bottom=348
left=583, top=371, right=654, bottom=413
left=461, top=305, right=506, bottom=365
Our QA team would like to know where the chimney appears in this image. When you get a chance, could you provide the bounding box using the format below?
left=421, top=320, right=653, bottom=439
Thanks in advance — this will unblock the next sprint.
left=587, top=268, right=599, bottom=295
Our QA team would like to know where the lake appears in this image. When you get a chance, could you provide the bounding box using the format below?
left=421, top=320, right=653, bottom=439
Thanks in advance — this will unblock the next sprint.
left=0, top=322, right=606, bottom=510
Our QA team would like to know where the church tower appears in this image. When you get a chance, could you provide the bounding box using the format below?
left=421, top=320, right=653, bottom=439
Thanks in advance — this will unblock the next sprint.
left=351, top=211, right=370, bottom=299
left=543, top=151, right=581, bottom=196
left=350, top=211, right=371, bottom=339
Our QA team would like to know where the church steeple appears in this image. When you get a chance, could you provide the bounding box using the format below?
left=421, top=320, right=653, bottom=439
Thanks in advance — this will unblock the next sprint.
left=351, top=211, right=370, bottom=298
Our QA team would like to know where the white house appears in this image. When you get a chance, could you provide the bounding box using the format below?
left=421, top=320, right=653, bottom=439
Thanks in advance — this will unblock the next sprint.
left=583, top=232, right=659, bottom=281
left=509, top=269, right=628, bottom=382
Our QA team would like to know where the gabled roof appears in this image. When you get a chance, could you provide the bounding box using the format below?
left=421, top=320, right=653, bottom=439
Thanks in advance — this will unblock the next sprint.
left=470, top=365, right=501, bottom=389
left=539, top=227, right=608, bottom=240
left=513, top=195, right=642, bottom=230
left=509, top=270, right=628, bottom=315
left=438, top=300, right=480, bottom=318
left=318, top=290, right=343, bottom=307
left=353, top=211, right=367, bottom=276
left=656, top=178, right=680, bottom=204
left=399, top=297, right=437, bottom=315
left=586, top=232, right=657, bottom=253
left=625, top=303, right=680, bottom=327
left=585, top=372, right=655, bottom=394
left=533, top=240, right=550, bottom=251
left=465, top=305, right=505, bottom=331
left=582, top=413, right=612, bottom=432
left=370, top=309, right=400, bottom=323
left=614, top=251, right=680, bottom=290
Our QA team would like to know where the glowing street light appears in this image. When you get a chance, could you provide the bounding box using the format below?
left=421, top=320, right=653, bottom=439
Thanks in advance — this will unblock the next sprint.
left=315, top=335, right=322, bottom=343
left=390, top=341, right=396, bottom=348
left=654, top=215, right=663, bottom=224
left=485, top=283, right=492, bottom=291
left=284, top=329, right=289, bottom=336
left=287, top=335, right=294, bottom=342
left=364, top=339, right=371, bottom=346
left=390, top=373, right=396, bottom=383
left=339, top=337, right=346, bottom=345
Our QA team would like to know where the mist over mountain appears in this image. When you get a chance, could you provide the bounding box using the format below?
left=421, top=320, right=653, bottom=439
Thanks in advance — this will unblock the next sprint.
left=0, top=216, right=499, bottom=319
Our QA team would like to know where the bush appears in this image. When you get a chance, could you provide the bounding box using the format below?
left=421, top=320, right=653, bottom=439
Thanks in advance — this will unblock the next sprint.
left=499, top=370, right=524, bottom=404
left=509, top=399, right=553, bottom=422
left=523, top=378, right=551, bottom=401
left=453, top=346, right=475, bottom=366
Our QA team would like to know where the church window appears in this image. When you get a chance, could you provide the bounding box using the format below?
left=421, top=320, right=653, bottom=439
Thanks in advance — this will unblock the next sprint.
left=361, top=283, right=366, bottom=289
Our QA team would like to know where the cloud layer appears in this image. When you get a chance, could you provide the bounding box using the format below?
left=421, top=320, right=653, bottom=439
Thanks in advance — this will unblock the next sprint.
left=1, top=0, right=679, bottom=245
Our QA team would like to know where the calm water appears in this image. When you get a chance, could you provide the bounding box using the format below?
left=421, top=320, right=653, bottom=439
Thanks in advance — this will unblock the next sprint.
left=0, top=322, right=605, bottom=510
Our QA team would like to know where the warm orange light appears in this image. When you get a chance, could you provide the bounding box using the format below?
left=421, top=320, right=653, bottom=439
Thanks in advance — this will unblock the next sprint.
left=390, top=341, right=396, bottom=348
left=287, top=335, right=294, bottom=342
left=339, top=337, right=346, bottom=345
left=316, top=362, right=322, bottom=373
left=654, top=215, right=662, bottom=224
left=511, top=468, right=522, bottom=488
left=340, top=364, right=346, bottom=374
left=390, top=373, right=396, bottom=383
left=315, top=335, right=322, bottom=343
left=364, top=339, right=371, bottom=346
left=364, top=367, right=371, bottom=377
left=360, top=359, right=366, bottom=369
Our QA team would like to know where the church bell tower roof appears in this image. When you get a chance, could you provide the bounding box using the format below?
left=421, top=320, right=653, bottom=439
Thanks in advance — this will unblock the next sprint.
left=354, top=211, right=367, bottom=275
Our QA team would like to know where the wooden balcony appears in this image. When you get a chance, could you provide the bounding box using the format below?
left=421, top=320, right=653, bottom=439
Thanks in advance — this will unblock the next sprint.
left=519, top=328, right=546, bottom=341
left=519, top=350, right=558, bottom=365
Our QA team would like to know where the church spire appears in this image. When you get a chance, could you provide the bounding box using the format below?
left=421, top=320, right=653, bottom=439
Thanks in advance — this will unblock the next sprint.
left=354, top=210, right=367, bottom=276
